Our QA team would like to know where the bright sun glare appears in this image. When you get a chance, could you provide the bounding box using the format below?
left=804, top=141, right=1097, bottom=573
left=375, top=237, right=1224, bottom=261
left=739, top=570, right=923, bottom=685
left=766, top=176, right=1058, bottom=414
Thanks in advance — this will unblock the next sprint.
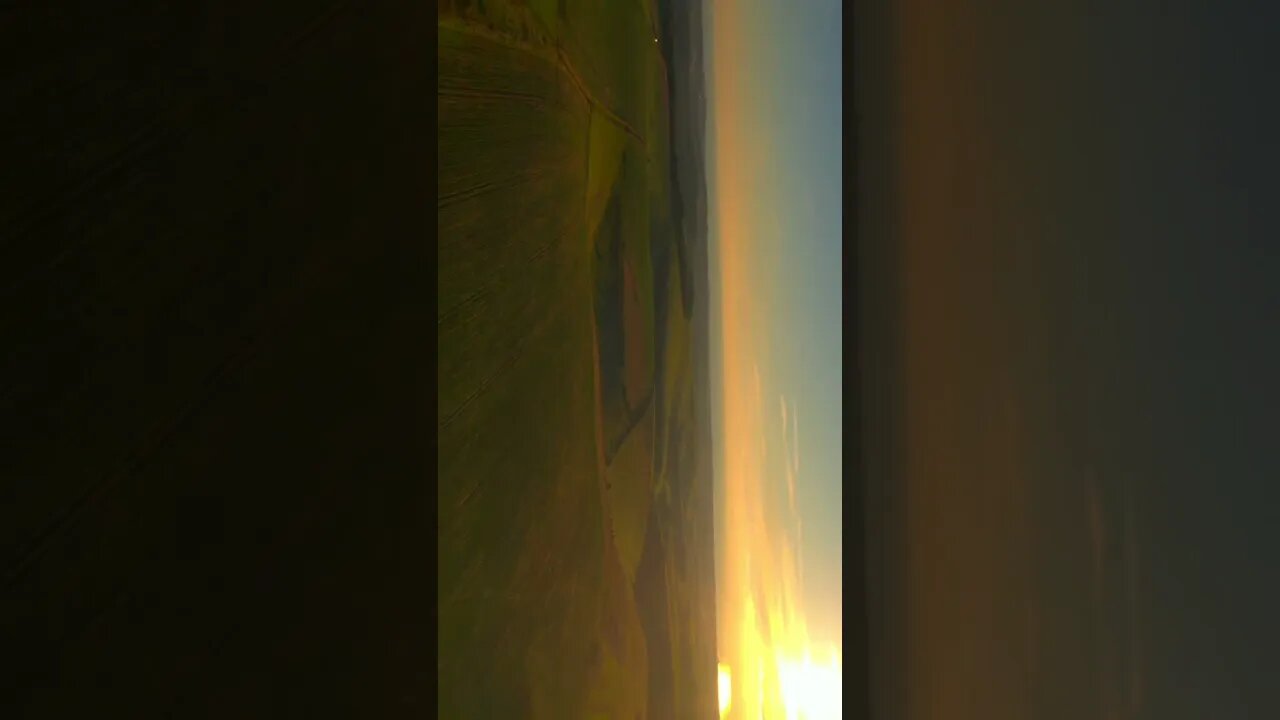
left=775, top=647, right=842, bottom=720
left=719, top=647, right=841, bottom=720
left=718, top=663, right=732, bottom=718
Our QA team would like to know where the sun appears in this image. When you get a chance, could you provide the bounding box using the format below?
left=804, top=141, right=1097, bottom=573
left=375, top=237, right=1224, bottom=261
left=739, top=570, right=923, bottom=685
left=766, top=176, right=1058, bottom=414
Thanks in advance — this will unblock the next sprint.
left=718, top=663, right=732, bottom=718
left=776, top=647, right=842, bottom=720
left=719, top=649, right=839, bottom=719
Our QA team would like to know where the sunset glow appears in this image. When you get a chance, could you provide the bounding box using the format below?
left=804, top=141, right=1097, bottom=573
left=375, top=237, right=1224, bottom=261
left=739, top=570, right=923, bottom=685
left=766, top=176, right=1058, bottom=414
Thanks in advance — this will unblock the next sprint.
left=709, top=0, right=841, bottom=716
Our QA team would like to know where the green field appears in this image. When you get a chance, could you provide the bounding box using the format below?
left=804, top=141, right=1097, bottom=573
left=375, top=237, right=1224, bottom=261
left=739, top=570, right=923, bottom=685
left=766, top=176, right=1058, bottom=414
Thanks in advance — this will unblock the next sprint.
left=438, top=0, right=714, bottom=718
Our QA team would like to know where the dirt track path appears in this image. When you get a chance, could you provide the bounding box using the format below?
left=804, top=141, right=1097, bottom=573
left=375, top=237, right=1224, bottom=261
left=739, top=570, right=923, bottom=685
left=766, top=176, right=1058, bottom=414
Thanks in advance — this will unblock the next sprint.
left=553, top=47, right=647, bottom=148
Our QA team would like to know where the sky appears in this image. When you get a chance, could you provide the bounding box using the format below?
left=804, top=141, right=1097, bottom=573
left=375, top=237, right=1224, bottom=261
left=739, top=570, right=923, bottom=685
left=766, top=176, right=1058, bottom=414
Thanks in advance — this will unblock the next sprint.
left=705, top=0, right=843, bottom=717
left=855, top=2, right=1280, bottom=719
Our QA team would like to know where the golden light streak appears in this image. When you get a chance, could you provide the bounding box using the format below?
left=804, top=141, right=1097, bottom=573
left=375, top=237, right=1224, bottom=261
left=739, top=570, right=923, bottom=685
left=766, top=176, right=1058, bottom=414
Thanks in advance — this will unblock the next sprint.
left=719, top=664, right=733, bottom=718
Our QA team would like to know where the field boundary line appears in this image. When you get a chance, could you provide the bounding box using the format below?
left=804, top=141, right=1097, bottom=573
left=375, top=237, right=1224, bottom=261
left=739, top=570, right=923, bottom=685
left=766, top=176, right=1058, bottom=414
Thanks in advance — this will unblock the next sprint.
left=552, top=48, right=647, bottom=148
left=439, top=14, right=646, bottom=148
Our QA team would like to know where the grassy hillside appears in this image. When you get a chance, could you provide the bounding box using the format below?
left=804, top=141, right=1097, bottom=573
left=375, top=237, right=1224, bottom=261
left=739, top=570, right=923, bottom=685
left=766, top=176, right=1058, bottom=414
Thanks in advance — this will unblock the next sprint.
left=438, top=0, right=712, bottom=718
left=438, top=15, right=605, bottom=716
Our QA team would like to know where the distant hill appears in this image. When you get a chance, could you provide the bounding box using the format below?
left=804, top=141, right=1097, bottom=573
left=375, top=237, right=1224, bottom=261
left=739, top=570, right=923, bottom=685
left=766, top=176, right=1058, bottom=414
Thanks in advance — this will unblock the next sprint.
left=652, top=0, right=711, bottom=523
left=655, top=0, right=710, bottom=438
left=657, top=0, right=708, bottom=317
left=652, top=1, right=719, bottom=715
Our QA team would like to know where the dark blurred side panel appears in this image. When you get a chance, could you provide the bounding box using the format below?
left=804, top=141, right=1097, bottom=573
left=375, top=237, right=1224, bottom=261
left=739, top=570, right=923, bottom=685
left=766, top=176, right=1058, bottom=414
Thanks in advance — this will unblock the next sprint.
left=0, top=3, right=430, bottom=716
left=853, top=1, right=902, bottom=719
